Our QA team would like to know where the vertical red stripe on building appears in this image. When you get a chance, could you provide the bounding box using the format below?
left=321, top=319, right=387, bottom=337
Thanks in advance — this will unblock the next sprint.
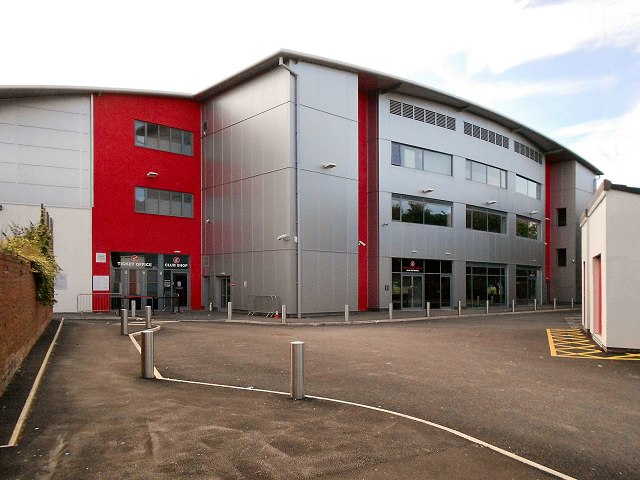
left=358, top=91, right=369, bottom=310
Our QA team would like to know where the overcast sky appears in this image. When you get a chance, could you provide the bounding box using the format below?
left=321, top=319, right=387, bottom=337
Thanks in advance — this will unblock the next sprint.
left=3, top=0, right=638, bottom=186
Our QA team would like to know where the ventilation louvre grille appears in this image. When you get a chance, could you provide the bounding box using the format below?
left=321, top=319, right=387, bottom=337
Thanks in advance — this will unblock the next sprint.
left=464, top=121, right=509, bottom=150
left=514, top=141, right=542, bottom=164
left=390, top=99, right=456, bottom=132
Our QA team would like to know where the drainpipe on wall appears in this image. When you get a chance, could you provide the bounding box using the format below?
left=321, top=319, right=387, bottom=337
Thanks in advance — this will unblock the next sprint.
left=279, top=56, right=302, bottom=318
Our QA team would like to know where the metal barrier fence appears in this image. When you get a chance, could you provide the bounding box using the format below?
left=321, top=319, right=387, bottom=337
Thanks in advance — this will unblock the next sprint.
left=77, top=293, right=180, bottom=314
left=247, top=295, right=279, bottom=317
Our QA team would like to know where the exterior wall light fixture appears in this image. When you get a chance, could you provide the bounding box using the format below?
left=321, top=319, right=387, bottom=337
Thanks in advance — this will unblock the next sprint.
left=422, top=188, right=434, bottom=193
left=323, top=163, right=337, bottom=169
left=358, top=240, right=366, bottom=247
left=486, top=200, right=497, bottom=205
left=147, top=172, right=159, bottom=178
left=277, top=234, right=291, bottom=241
left=529, top=210, right=539, bottom=215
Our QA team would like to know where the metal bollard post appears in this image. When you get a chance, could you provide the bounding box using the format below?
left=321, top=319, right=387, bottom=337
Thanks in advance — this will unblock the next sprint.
left=209, top=302, right=213, bottom=312
left=141, top=330, right=154, bottom=379
left=344, top=305, right=349, bottom=323
left=227, top=302, right=232, bottom=321
left=290, top=341, right=305, bottom=400
left=120, top=308, right=128, bottom=335
left=477, top=296, right=480, bottom=308
left=426, top=302, right=430, bottom=318
left=534, top=298, right=537, bottom=311
left=145, top=305, right=152, bottom=329
left=486, top=300, right=489, bottom=315
left=512, top=299, right=515, bottom=313
left=458, top=300, right=462, bottom=315
left=282, top=304, right=287, bottom=324
left=571, top=298, right=574, bottom=309
left=553, top=298, right=557, bottom=310
left=389, top=302, right=393, bottom=320
left=131, top=300, right=136, bottom=319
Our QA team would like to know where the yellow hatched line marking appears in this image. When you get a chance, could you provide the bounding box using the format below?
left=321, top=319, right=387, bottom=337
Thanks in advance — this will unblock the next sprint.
left=547, top=328, right=640, bottom=360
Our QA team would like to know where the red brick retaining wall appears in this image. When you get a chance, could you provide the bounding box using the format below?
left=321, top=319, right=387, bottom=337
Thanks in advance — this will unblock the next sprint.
left=0, top=252, right=52, bottom=395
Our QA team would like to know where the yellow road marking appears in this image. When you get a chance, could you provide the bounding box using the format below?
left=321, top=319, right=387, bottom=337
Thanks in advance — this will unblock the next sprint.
left=546, top=328, right=640, bottom=360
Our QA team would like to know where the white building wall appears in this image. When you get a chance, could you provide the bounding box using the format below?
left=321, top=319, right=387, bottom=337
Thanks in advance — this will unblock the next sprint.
left=582, top=194, right=607, bottom=343
left=0, top=95, right=92, bottom=312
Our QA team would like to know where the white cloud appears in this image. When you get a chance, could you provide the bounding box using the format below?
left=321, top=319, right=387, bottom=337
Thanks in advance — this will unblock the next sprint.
left=555, top=102, right=640, bottom=185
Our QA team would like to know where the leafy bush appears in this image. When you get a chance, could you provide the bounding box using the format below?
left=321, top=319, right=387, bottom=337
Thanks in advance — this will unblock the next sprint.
left=1, top=207, right=60, bottom=305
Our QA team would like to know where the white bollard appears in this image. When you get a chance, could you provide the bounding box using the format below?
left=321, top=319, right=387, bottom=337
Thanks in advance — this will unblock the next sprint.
left=389, top=302, right=393, bottom=320
left=145, top=305, right=152, bottom=329
left=120, top=308, right=128, bottom=335
left=344, top=305, right=349, bottom=323
left=426, top=302, right=430, bottom=318
left=227, top=301, right=232, bottom=320
left=534, top=298, right=537, bottom=311
left=553, top=298, right=557, bottom=310
left=282, top=304, right=287, bottom=324
left=290, top=341, right=305, bottom=400
left=571, top=298, right=574, bottom=309
left=131, top=300, right=136, bottom=319
left=512, top=299, right=515, bottom=313
left=486, top=300, right=489, bottom=315
left=458, top=300, right=462, bottom=315
left=141, top=330, right=154, bottom=379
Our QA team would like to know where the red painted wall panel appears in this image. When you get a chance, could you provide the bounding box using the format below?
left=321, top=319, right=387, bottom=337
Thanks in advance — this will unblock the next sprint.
left=92, top=94, right=202, bottom=309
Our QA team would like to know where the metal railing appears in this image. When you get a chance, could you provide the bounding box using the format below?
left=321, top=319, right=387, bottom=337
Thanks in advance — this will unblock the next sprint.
left=77, top=293, right=180, bottom=314
left=247, top=295, right=279, bottom=317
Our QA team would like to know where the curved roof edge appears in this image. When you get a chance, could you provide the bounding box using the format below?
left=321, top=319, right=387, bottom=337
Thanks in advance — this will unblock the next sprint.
left=0, top=85, right=192, bottom=100
left=195, top=49, right=603, bottom=176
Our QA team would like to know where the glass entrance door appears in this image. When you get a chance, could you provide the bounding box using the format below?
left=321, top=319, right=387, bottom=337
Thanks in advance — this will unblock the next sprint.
left=401, top=274, right=423, bottom=309
left=220, top=276, right=231, bottom=308
left=172, top=272, right=188, bottom=308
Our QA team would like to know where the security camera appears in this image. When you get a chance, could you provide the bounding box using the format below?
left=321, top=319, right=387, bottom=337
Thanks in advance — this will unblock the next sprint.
left=358, top=240, right=366, bottom=247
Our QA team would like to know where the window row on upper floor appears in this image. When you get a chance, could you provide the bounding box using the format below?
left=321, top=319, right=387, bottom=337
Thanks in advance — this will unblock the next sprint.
left=391, top=194, right=541, bottom=240
left=391, top=142, right=541, bottom=200
left=135, top=120, right=194, bottom=156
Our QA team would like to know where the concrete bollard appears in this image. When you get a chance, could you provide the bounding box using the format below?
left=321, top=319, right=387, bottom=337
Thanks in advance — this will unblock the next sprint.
left=282, top=304, right=287, bottom=324
left=227, top=302, right=232, bottom=321
left=120, top=308, right=128, bottom=335
left=426, top=302, right=430, bottom=318
left=290, top=341, right=305, bottom=400
left=131, top=300, right=136, bottom=319
left=553, top=298, right=557, bottom=310
left=344, top=305, right=349, bottom=323
left=512, top=299, right=515, bottom=313
left=486, top=300, right=489, bottom=315
left=534, top=298, right=537, bottom=311
left=145, top=305, right=152, bottom=329
left=389, top=302, right=393, bottom=320
left=141, top=330, right=154, bottom=379
left=458, top=300, right=462, bottom=315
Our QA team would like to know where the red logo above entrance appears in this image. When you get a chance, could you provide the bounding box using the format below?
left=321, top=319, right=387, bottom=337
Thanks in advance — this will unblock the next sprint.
left=173, top=256, right=181, bottom=264
left=131, top=255, right=138, bottom=262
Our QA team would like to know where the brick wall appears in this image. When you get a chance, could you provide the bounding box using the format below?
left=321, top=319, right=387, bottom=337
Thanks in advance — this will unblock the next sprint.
left=0, top=252, right=53, bottom=395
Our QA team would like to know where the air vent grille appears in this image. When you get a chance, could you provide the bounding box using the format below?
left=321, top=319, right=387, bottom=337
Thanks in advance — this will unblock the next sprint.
left=514, top=141, right=542, bottom=164
left=464, top=121, right=509, bottom=150
left=390, top=99, right=456, bottom=132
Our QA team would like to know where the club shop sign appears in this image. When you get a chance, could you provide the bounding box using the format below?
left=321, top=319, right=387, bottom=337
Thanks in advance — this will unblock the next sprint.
left=164, top=256, right=189, bottom=269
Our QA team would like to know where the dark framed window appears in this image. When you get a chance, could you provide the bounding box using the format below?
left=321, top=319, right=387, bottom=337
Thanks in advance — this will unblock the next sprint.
left=516, top=216, right=540, bottom=240
left=135, top=187, right=194, bottom=218
left=465, top=159, right=507, bottom=188
left=392, top=194, right=452, bottom=227
left=135, top=120, right=193, bottom=156
left=557, top=248, right=567, bottom=267
left=391, top=142, right=452, bottom=176
left=515, top=174, right=541, bottom=199
left=557, top=208, right=567, bottom=227
left=466, top=205, right=507, bottom=234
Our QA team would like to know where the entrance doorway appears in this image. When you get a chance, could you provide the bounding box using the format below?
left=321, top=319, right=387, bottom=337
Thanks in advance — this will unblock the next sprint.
left=426, top=274, right=451, bottom=308
left=401, top=274, right=423, bottom=309
left=173, top=272, right=188, bottom=308
left=219, top=276, right=231, bottom=309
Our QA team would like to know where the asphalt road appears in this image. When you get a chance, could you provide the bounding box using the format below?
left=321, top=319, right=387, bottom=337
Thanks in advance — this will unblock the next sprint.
left=1, top=312, right=638, bottom=479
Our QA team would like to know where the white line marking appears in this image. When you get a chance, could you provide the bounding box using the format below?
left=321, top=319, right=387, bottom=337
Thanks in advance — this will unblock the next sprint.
left=2, top=319, right=64, bottom=448
left=157, top=376, right=576, bottom=480
left=128, top=329, right=163, bottom=379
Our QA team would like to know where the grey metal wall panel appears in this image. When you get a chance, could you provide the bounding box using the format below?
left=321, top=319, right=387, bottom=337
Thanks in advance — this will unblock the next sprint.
left=0, top=95, right=91, bottom=209
left=295, top=62, right=358, bottom=121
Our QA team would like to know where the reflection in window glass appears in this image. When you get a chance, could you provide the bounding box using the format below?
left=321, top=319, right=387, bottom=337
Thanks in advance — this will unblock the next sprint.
left=401, top=198, right=424, bottom=224
left=516, top=175, right=528, bottom=196
left=158, top=190, right=171, bottom=216
left=516, top=174, right=541, bottom=199
left=466, top=205, right=507, bottom=234
left=134, top=120, right=194, bottom=156
left=135, top=121, right=146, bottom=146
left=135, top=187, right=194, bottom=218
left=391, top=142, right=452, bottom=175
left=392, top=194, right=452, bottom=227
left=146, top=188, right=159, bottom=214
left=466, top=159, right=507, bottom=188
left=516, top=216, right=540, bottom=239
left=471, top=161, right=487, bottom=183
left=135, top=187, right=146, bottom=212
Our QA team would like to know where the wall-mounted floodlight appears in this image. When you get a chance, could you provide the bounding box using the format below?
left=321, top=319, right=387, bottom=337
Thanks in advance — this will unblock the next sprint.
left=445, top=252, right=451, bottom=256
left=205, top=219, right=211, bottom=223
left=358, top=240, right=366, bottom=247
left=411, top=249, right=418, bottom=254
left=323, top=163, right=337, bottom=169
left=147, top=172, right=159, bottom=178
left=277, top=234, right=291, bottom=241
left=382, top=222, right=389, bottom=226
left=422, top=188, right=434, bottom=193
left=486, top=200, right=497, bottom=205
left=529, top=210, right=539, bottom=215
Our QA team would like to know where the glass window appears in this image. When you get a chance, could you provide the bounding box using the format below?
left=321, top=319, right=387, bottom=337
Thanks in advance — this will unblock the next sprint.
left=424, top=149, right=451, bottom=175
left=487, top=166, right=501, bottom=187
left=487, top=212, right=505, bottom=233
left=392, top=195, right=401, bottom=221
left=135, top=187, right=146, bottom=212
left=170, top=192, right=183, bottom=217
left=134, top=120, right=194, bottom=156
left=392, top=143, right=401, bottom=166
left=402, top=146, right=422, bottom=170
left=183, top=194, right=193, bottom=218
left=391, top=142, right=452, bottom=176
left=472, top=209, right=487, bottom=231
left=466, top=160, right=472, bottom=180
left=516, top=175, right=541, bottom=199
left=146, top=188, right=159, bottom=214
left=557, top=208, right=567, bottom=227
left=158, top=190, right=171, bottom=216
left=135, top=187, right=194, bottom=218
left=471, top=161, right=487, bottom=183
left=401, top=198, right=424, bottom=224
left=425, top=201, right=452, bottom=227
left=392, top=194, right=452, bottom=227
left=467, top=206, right=507, bottom=234
left=557, top=248, right=567, bottom=267
left=516, top=175, right=528, bottom=196
left=516, top=217, right=540, bottom=240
